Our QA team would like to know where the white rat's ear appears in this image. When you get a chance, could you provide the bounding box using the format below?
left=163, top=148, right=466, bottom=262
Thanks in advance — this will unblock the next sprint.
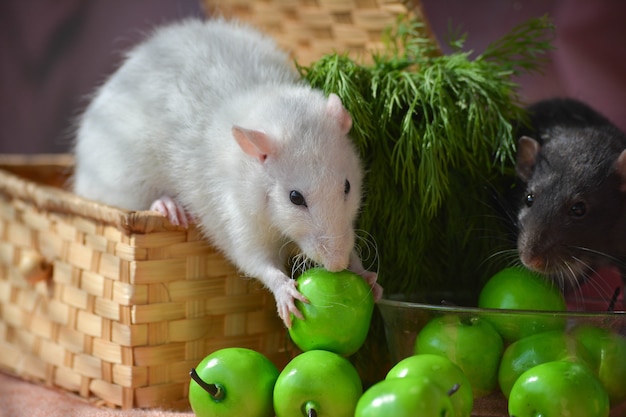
left=326, top=93, right=352, bottom=135
left=615, top=149, right=626, bottom=192
left=232, top=126, right=274, bottom=163
left=516, top=136, right=541, bottom=182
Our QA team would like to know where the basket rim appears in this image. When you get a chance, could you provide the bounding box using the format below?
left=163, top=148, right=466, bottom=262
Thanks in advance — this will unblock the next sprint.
left=0, top=154, right=181, bottom=234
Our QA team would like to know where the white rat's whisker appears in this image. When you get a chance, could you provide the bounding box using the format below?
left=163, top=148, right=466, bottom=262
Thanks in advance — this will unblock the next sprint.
left=290, top=253, right=308, bottom=278
left=355, top=229, right=380, bottom=273
left=279, top=241, right=297, bottom=261
left=319, top=232, right=347, bottom=241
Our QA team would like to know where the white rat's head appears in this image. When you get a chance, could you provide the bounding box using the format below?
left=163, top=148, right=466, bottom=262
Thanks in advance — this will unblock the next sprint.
left=232, top=88, right=364, bottom=271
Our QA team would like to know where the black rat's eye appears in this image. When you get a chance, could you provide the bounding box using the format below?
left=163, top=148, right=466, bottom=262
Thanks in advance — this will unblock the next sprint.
left=525, top=193, right=535, bottom=207
left=344, top=179, right=351, bottom=195
left=569, top=201, right=586, bottom=218
left=290, top=190, right=307, bottom=207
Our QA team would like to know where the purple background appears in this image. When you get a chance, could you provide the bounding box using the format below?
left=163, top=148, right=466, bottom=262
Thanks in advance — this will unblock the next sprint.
left=1, top=0, right=625, bottom=154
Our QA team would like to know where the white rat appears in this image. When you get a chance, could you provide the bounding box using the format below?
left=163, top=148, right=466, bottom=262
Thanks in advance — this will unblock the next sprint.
left=72, top=18, right=382, bottom=327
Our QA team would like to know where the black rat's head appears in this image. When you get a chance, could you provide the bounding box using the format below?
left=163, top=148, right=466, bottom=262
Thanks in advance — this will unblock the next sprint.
left=515, top=125, right=626, bottom=288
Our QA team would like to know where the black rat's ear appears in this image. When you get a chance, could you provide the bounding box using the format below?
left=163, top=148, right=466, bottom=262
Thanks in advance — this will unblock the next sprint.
left=615, top=149, right=626, bottom=192
left=232, top=126, right=274, bottom=163
left=516, top=136, right=541, bottom=182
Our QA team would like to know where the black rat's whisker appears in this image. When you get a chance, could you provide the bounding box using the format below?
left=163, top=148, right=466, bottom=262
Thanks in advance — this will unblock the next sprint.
left=561, top=257, right=586, bottom=308
left=481, top=248, right=521, bottom=268
left=571, top=246, right=625, bottom=267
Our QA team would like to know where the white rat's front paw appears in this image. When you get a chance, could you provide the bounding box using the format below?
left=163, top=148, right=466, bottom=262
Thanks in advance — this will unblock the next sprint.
left=274, top=278, right=309, bottom=328
left=361, top=270, right=383, bottom=301
left=150, top=196, right=191, bottom=227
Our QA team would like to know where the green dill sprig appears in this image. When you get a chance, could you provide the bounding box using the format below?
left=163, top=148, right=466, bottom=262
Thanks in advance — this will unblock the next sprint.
left=479, top=15, right=555, bottom=75
left=298, top=15, right=554, bottom=294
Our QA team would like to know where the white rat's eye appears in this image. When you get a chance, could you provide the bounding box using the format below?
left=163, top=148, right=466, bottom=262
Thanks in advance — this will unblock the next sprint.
left=344, top=179, right=351, bottom=195
left=290, top=190, right=307, bottom=207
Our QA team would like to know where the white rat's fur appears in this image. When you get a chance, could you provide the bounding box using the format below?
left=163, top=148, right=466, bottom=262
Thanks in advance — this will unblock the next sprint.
left=73, top=18, right=381, bottom=326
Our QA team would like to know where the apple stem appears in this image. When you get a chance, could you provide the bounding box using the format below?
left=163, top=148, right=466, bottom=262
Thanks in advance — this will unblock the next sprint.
left=447, top=383, right=461, bottom=397
left=460, top=316, right=477, bottom=326
left=189, top=368, right=226, bottom=401
left=304, top=401, right=318, bottom=417
left=608, top=287, right=620, bottom=312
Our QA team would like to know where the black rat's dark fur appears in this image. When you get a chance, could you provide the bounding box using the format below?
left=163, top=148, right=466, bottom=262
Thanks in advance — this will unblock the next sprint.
left=514, top=98, right=626, bottom=290
left=517, top=97, right=614, bottom=137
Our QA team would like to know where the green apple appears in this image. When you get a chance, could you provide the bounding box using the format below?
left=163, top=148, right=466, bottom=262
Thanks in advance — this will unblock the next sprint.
left=572, top=324, right=626, bottom=406
left=289, top=267, right=374, bottom=356
left=508, top=361, right=610, bottom=417
left=188, top=347, right=279, bottom=417
left=498, top=329, right=595, bottom=398
left=413, top=314, right=503, bottom=398
left=355, top=377, right=455, bottom=417
left=386, top=354, right=473, bottom=417
left=273, top=350, right=362, bottom=417
left=478, top=266, right=567, bottom=341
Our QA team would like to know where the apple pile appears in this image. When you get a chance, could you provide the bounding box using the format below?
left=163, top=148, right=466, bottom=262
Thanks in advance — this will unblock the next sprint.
left=189, top=267, right=376, bottom=417
left=411, top=266, right=625, bottom=417
left=187, top=266, right=626, bottom=417
left=356, top=354, right=473, bottom=417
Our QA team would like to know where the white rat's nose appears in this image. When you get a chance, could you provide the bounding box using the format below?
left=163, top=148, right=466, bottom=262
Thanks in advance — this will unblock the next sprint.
left=324, top=259, right=349, bottom=272
left=320, top=250, right=351, bottom=272
left=308, top=227, right=354, bottom=272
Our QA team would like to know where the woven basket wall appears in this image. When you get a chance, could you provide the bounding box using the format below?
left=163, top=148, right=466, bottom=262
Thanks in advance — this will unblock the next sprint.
left=204, top=0, right=432, bottom=65
left=0, top=0, right=429, bottom=410
left=0, top=156, right=289, bottom=409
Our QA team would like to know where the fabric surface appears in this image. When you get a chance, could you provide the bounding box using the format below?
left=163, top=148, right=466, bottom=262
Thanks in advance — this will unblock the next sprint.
left=0, top=372, right=194, bottom=417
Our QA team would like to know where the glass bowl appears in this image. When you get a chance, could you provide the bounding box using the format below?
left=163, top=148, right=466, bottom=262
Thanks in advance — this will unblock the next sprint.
left=377, top=294, right=626, bottom=417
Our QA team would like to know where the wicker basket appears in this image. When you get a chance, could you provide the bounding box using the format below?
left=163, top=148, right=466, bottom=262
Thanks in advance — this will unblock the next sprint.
left=203, top=0, right=433, bottom=66
left=0, top=155, right=290, bottom=409
left=0, top=0, right=430, bottom=411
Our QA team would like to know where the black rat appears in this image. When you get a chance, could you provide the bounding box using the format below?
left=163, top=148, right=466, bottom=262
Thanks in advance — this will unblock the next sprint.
left=515, top=97, right=626, bottom=290
left=72, top=18, right=382, bottom=327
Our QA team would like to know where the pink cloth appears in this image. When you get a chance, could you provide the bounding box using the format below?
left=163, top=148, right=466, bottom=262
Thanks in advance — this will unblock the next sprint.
left=0, top=372, right=193, bottom=417
left=566, top=266, right=625, bottom=312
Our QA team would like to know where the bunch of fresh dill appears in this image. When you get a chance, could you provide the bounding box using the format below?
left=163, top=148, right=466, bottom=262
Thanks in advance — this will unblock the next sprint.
left=298, top=15, right=554, bottom=298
